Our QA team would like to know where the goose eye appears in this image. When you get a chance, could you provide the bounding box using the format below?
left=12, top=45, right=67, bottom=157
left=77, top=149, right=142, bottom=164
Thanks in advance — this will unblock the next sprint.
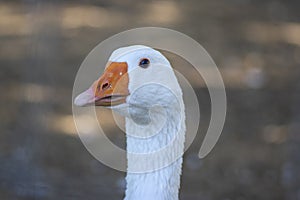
left=139, top=58, right=150, bottom=68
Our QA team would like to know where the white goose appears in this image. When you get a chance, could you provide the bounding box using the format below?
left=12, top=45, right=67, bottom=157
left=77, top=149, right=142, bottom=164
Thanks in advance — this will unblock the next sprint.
left=75, top=45, right=186, bottom=200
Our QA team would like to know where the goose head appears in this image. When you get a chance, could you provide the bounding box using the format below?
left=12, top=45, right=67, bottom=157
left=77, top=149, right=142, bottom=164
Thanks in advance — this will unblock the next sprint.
left=74, top=45, right=183, bottom=123
left=74, top=45, right=186, bottom=199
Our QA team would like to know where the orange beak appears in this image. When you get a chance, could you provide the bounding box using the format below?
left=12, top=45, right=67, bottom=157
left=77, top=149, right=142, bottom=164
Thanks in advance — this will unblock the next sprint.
left=74, top=62, right=129, bottom=107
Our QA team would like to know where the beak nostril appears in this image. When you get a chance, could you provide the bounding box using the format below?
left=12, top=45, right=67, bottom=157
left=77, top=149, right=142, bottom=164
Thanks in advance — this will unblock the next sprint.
left=101, top=82, right=110, bottom=90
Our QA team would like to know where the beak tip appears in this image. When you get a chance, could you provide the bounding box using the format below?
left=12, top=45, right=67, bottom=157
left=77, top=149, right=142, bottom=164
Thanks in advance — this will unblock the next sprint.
left=74, top=96, right=85, bottom=106
left=74, top=88, right=94, bottom=107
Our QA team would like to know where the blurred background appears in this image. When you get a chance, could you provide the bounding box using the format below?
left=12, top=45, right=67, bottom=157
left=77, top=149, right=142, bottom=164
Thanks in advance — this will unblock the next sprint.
left=1, top=0, right=300, bottom=199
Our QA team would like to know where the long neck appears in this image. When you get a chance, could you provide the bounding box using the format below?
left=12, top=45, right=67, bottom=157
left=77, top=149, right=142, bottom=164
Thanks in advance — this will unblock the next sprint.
left=124, top=101, right=186, bottom=200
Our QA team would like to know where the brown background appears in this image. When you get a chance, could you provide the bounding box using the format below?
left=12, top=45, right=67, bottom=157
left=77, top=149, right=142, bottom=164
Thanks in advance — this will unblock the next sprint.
left=1, top=0, right=300, bottom=199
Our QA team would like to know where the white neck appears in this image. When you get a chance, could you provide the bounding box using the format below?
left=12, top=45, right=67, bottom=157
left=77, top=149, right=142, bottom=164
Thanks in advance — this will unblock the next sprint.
left=124, top=101, right=186, bottom=200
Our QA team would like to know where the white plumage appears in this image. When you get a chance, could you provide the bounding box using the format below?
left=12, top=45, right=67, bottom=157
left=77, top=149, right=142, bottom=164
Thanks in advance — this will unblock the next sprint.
left=75, top=45, right=186, bottom=200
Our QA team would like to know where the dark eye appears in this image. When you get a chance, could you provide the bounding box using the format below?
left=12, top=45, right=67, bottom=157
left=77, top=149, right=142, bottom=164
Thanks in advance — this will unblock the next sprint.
left=139, top=58, right=150, bottom=68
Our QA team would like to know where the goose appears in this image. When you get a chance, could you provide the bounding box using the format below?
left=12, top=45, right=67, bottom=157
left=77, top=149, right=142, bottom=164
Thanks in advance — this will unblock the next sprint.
left=74, top=45, right=186, bottom=200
